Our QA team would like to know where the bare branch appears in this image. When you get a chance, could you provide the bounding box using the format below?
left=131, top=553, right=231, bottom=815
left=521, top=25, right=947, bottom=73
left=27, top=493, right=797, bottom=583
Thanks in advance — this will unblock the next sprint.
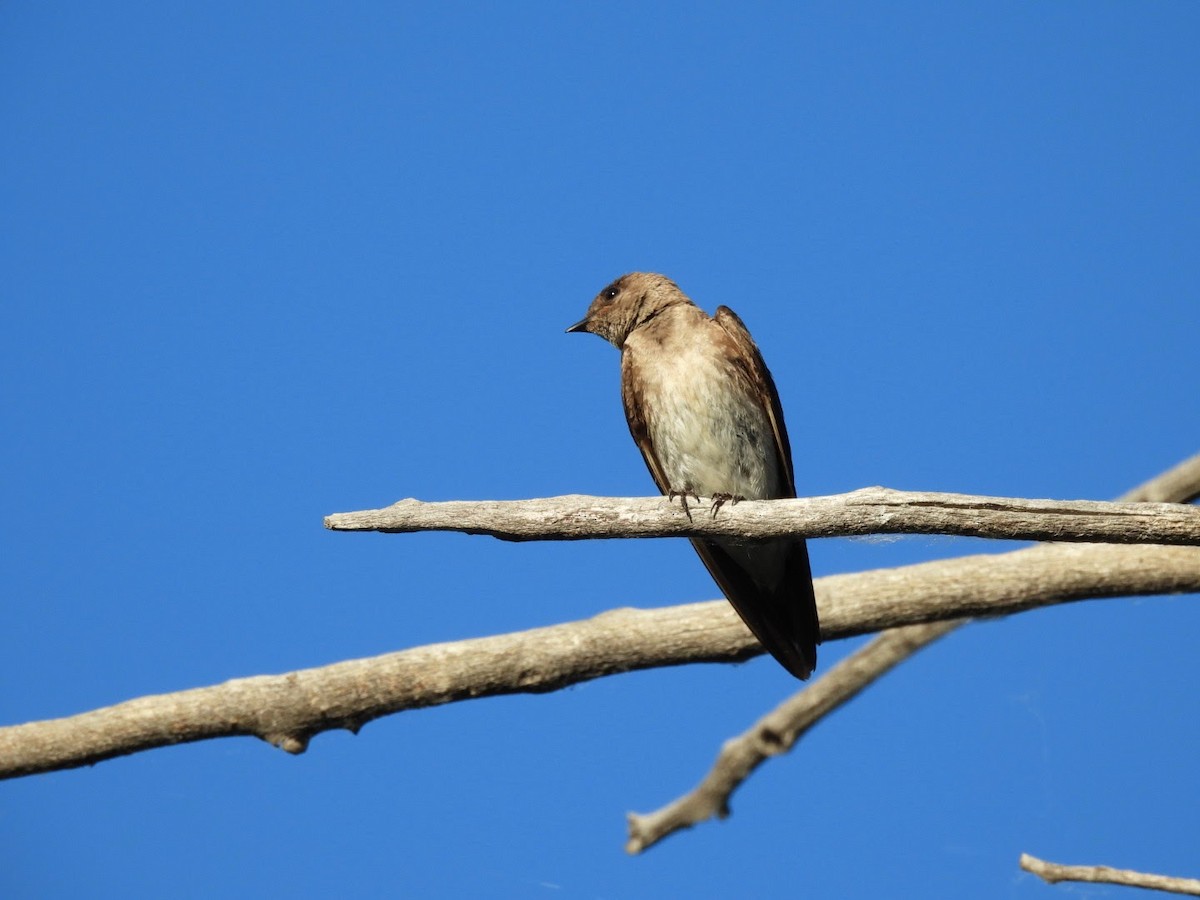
left=5, top=458, right=1197, bottom=782
left=625, top=620, right=962, bottom=853
left=1020, top=853, right=1200, bottom=896
left=325, top=488, right=1200, bottom=546
left=2, top=541, right=1198, bottom=780
left=1121, top=453, right=1200, bottom=504
left=626, top=456, right=1200, bottom=853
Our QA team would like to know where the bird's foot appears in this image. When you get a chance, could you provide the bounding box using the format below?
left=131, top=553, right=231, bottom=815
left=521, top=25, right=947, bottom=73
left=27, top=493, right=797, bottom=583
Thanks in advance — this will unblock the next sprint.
left=709, top=492, right=745, bottom=518
left=668, top=484, right=701, bottom=521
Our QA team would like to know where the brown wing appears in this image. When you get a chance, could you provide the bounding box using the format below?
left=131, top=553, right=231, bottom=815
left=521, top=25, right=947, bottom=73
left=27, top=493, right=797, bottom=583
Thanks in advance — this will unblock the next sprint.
left=713, top=306, right=795, bottom=498
left=620, top=350, right=672, bottom=494
left=711, top=306, right=818, bottom=678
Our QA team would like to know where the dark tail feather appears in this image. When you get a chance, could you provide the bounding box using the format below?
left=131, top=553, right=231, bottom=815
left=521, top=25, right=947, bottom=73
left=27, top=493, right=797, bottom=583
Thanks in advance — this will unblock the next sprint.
left=691, top=538, right=820, bottom=679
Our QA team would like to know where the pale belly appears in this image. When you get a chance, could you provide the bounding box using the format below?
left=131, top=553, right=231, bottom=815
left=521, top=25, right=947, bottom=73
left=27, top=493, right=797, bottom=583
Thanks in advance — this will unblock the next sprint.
left=632, top=339, right=784, bottom=501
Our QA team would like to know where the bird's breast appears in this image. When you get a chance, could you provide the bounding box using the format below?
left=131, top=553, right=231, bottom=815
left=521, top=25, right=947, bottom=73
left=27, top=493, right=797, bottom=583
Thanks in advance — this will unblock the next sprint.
left=624, top=331, right=783, bottom=500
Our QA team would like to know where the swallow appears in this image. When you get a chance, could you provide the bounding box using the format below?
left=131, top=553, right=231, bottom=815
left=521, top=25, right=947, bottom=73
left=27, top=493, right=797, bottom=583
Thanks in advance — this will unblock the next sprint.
left=567, top=272, right=819, bottom=678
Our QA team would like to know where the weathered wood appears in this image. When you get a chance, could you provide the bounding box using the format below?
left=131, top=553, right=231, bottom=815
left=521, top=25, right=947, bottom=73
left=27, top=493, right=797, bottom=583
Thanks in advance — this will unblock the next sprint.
left=325, top=487, right=1200, bottom=545
left=1020, top=854, right=1200, bottom=896
left=2, top=541, right=1198, bottom=780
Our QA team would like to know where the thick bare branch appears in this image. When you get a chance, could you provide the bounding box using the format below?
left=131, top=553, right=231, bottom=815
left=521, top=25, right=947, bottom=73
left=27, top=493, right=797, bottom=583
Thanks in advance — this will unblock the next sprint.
left=625, top=456, right=1200, bottom=853
left=1020, top=853, right=1200, bottom=896
left=2, top=541, right=1198, bottom=780
left=325, top=488, right=1200, bottom=545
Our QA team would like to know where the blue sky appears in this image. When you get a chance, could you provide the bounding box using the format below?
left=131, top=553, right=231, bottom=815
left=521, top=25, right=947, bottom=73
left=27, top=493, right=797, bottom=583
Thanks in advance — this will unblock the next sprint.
left=2, top=3, right=1198, bottom=897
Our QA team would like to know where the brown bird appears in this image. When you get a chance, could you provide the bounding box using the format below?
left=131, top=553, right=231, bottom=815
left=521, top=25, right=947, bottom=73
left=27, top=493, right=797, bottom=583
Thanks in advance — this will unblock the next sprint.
left=567, top=272, right=820, bottom=678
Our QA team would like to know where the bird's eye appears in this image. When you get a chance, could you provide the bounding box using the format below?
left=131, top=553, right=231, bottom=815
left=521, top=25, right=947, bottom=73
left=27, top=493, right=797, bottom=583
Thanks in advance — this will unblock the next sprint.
left=604, top=286, right=619, bottom=300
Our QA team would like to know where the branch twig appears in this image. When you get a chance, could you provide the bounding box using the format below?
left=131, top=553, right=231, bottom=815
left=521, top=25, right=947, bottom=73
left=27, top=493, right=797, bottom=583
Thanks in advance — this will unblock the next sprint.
left=325, top=487, right=1200, bottom=545
left=1020, top=853, right=1200, bottom=896
left=625, top=619, right=962, bottom=853
left=1121, top=453, right=1200, bottom=504
left=625, top=453, right=1200, bottom=853
left=2, top=541, right=1198, bottom=780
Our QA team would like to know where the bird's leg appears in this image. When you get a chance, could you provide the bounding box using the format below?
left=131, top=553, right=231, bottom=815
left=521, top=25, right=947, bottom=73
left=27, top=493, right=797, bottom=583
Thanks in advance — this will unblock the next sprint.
left=668, top=483, right=701, bottom=521
left=709, top=492, right=746, bottom=518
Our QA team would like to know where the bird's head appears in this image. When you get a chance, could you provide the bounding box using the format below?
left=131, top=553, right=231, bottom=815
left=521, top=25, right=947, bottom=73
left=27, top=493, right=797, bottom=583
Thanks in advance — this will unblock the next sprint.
left=566, top=272, right=686, bottom=349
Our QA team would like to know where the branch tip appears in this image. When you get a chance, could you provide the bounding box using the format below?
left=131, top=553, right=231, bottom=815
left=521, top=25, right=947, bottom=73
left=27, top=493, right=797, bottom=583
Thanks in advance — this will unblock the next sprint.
left=1020, top=852, right=1200, bottom=895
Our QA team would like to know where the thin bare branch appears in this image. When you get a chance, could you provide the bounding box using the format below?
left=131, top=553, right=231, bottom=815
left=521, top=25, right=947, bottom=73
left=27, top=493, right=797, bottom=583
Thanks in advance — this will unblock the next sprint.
left=1020, top=853, right=1200, bottom=896
left=325, top=488, right=1200, bottom=546
left=626, top=455, right=1200, bottom=853
left=2, top=541, right=1198, bottom=780
left=625, top=620, right=962, bottom=853
left=1121, top=453, right=1200, bottom=504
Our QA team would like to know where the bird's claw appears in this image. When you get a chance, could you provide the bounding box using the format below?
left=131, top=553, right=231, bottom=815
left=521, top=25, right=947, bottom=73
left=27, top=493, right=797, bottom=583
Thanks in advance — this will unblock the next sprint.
left=668, top=484, right=701, bottom=521
left=709, top=492, right=745, bottom=518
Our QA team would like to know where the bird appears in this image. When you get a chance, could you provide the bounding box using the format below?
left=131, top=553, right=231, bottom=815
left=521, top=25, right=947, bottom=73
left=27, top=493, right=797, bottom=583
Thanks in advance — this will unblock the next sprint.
left=566, top=272, right=820, bottom=679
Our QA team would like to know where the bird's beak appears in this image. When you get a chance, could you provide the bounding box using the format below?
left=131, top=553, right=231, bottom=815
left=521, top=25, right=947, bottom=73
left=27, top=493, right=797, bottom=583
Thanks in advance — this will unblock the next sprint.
left=565, top=317, right=590, bottom=334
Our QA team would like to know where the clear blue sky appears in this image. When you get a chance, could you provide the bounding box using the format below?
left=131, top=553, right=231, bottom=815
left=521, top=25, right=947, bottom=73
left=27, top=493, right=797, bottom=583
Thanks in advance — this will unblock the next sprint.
left=3, top=3, right=1198, bottom=897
